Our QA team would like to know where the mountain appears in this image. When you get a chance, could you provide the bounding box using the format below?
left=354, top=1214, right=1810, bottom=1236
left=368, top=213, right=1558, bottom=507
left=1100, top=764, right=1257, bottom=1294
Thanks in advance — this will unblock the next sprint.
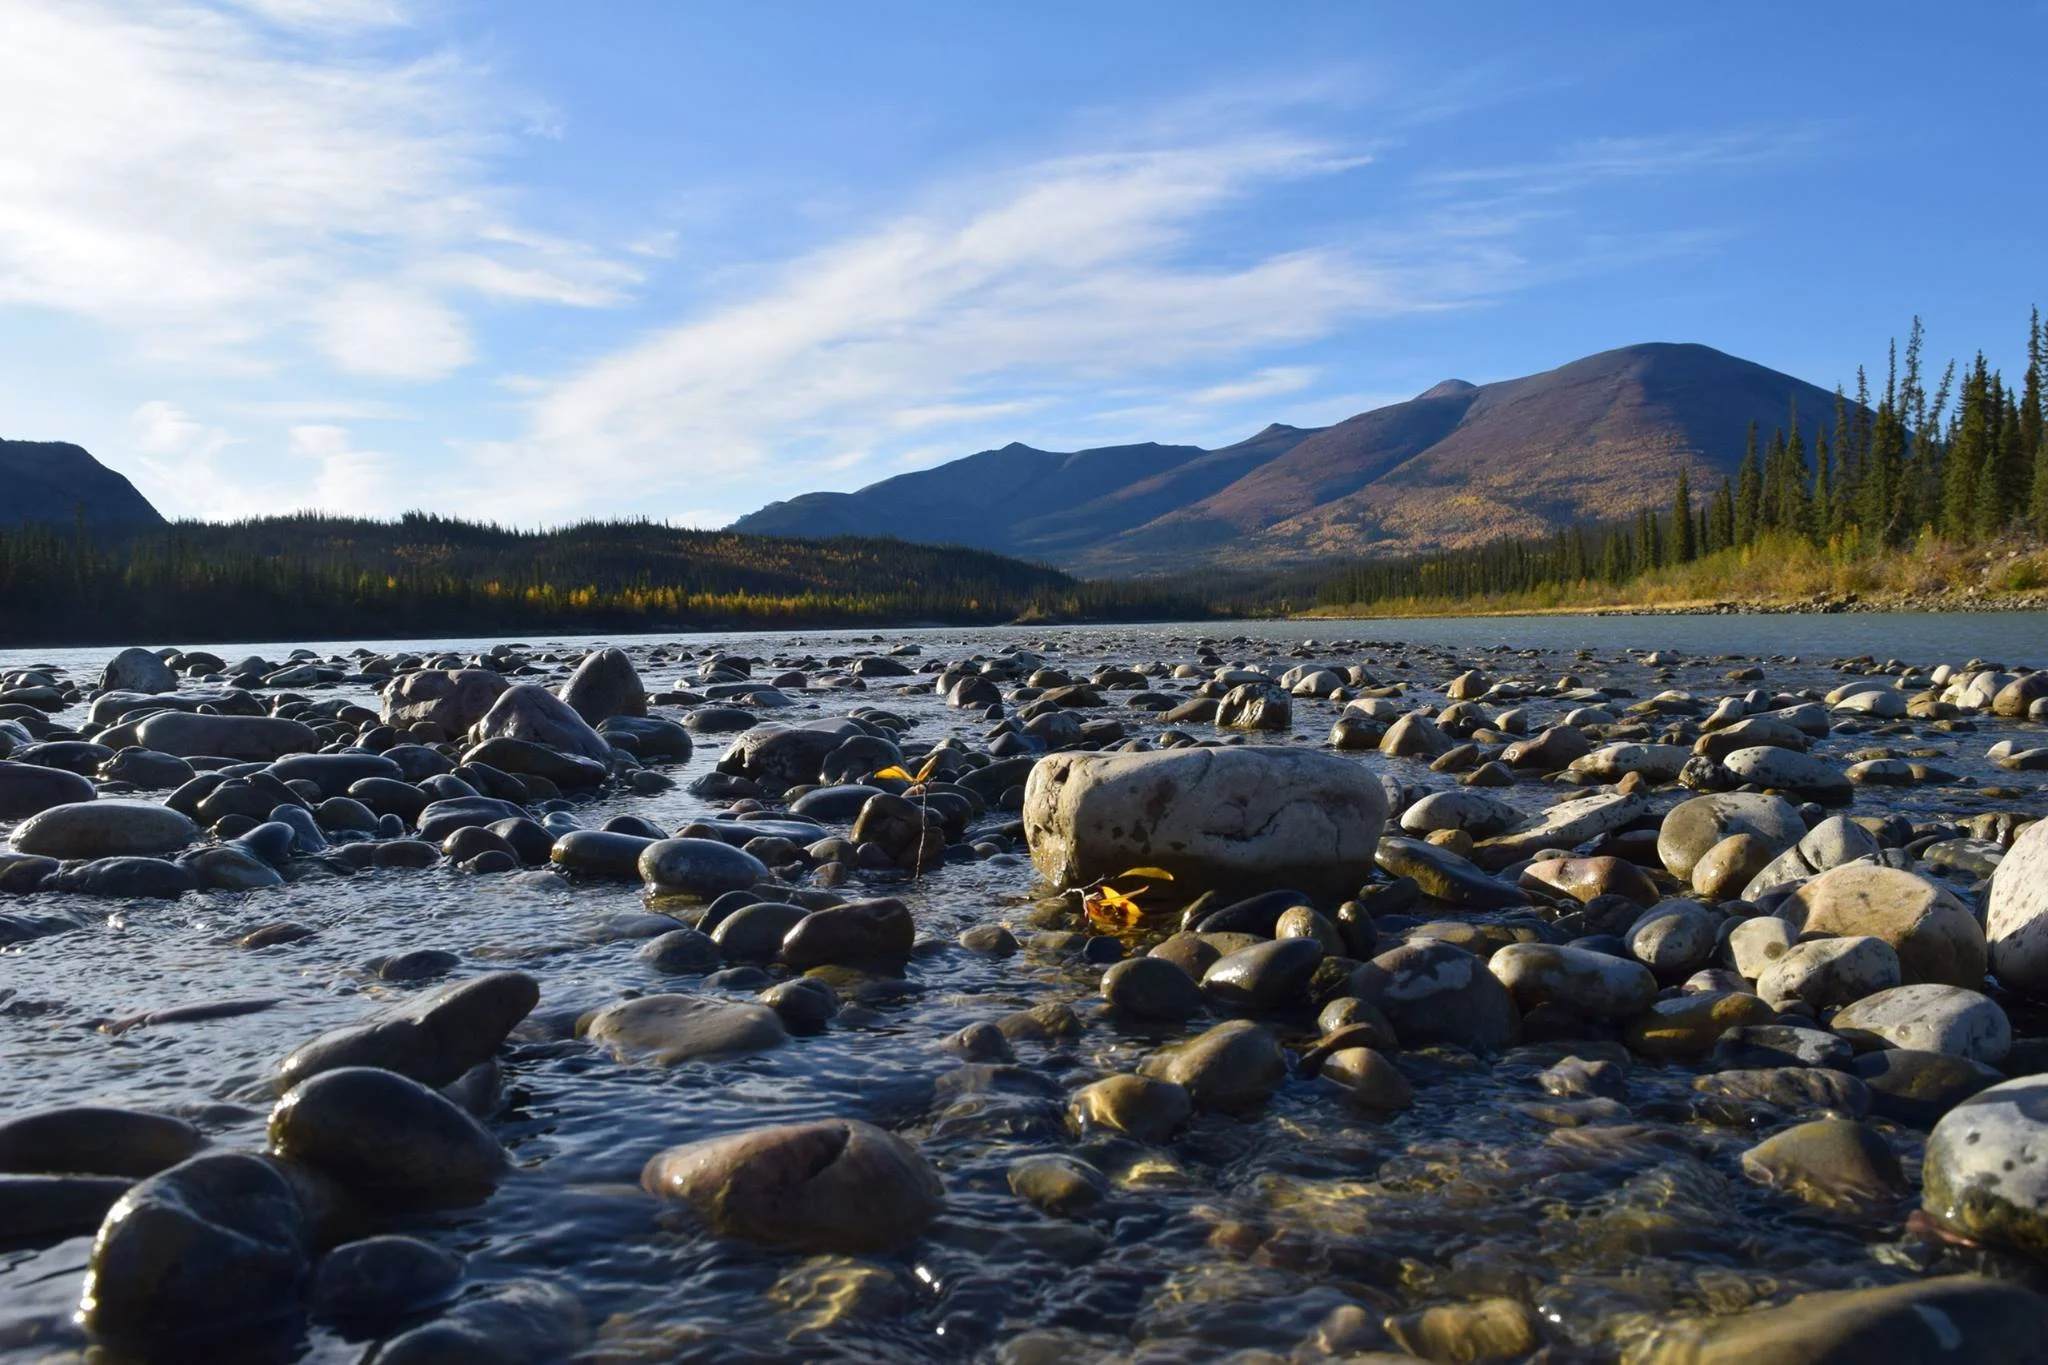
left=1, top=441, right=165, bottom=530
left=730, top=343, right=1849, bottom=573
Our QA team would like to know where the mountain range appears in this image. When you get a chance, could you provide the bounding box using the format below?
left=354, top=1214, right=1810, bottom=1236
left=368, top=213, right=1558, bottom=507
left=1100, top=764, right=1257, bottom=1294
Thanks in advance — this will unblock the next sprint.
left=2, top=440, right=165, bottom=531
left=731, top=342, right=1847, bottom=573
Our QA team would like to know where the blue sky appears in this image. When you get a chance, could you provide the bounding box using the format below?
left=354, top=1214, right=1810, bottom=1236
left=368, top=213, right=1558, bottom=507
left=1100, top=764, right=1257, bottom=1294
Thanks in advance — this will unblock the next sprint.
left=1, top=2, right=2042, bottom=528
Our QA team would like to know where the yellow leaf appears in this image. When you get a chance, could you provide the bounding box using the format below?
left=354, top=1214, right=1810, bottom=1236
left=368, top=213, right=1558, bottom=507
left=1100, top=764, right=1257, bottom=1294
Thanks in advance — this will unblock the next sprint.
left=873, top=765, right=914, bottom=782
left=1114, top=866, right=1176, bottom=882
left=1084, top=883, right=1150, bottom=933
left=913, top=750, right=945, bottom=783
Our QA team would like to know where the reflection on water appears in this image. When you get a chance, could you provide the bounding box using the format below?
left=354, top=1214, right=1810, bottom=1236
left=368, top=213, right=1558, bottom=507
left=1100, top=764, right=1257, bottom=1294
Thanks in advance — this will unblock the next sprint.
left=1, top=617, right=2044, bottom=1362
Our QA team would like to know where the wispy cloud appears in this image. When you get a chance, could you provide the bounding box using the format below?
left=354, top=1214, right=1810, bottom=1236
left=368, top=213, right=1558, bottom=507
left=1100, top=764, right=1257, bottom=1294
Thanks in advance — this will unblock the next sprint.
left=0, top=0, right=630, bottom=379
left=470, top=135, right=1501, bottom=523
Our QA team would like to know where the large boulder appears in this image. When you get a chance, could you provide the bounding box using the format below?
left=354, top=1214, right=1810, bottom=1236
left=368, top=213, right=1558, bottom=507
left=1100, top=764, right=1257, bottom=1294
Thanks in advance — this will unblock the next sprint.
left=1722, top=746, right=1853, bottom=804
left=1214, top=682, right=1291, bottom=732
left=268, top=1067, right=505, bottom=1209
left=641, top=1119, right=942, bottom=1253
left=1779, top=865, right=1987, bottom=989
left=1023, top=747, right=1386, bottom=900
left=10, top=800, right=197, bottom=859
left=583, top=994, right=787, bottom=1064
left=98, top=648, right=177, bottom=695
left=469, top=685, right=611, bottom=762
left=133, top=713, right=318, bottom=761
left=558, top=647, right=647, bottom=725
left=1986, top=816, right=2048, bottom=997
left=383, top=669, right=510, bottom=734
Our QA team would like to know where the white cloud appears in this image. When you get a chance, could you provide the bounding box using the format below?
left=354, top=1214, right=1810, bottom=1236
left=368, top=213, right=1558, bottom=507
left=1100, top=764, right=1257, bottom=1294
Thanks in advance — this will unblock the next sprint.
left=1187, top=366, right=1320, bottom=405
left=0, top=0, right=627, bottom=375
left=316, top=283, right=474, bottom=381
left=290, top=423, right=409, bottom=515
left=471, top=137, right=1497, bottom=522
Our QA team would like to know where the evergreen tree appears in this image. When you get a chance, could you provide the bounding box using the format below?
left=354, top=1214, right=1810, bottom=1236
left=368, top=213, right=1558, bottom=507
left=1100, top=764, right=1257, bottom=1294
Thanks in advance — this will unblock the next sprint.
left=1735, top=422, right=1762, bottom=547
left=1712, top=475, right=1735, bottom=552
left=1783, top=401, right=1812, bottom=536
left=1946, top=354, right=1990, bottom=540
left=1670, top=467, right=1695, bottom=563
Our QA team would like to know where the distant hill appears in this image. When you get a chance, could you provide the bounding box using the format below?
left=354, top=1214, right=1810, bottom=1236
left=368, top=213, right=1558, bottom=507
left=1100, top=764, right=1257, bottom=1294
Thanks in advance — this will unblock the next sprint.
left=730, top=343, right=1849, bottom=572
left=0, top=440, right=165, bottom=529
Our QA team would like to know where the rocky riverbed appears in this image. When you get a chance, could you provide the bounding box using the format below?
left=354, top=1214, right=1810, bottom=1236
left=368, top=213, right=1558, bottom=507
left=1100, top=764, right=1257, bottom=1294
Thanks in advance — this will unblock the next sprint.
left=5, top=625, right=2048, bottom=1362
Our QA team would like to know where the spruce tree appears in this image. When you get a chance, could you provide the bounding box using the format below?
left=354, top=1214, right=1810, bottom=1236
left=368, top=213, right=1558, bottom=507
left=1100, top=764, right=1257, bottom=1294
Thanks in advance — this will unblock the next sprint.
left=1671, top=467, right=1695, bottom=563
left=1946, top=354, right=1989, bottom=541
left=1735, top=422, right=1762, bottom=546
left=1713, top=475, right=1736, bottom=551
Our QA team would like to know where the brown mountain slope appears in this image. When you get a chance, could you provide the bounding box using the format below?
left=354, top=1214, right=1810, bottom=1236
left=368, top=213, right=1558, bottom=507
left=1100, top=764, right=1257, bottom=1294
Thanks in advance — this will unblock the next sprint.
left=728, top=342, right=1847, bottom=574
left=1072, top=343, right=1844, bottom=571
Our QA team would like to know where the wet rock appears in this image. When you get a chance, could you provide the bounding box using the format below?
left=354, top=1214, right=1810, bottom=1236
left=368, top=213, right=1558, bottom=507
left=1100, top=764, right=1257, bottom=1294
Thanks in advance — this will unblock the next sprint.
left=469, top=684, right=612, bottom=762
left=1214, top=681, right=1291, bottom=731
left=1354, top=939, right=1521, bottom=1049
left=1539, top=1055, right=1628, bottom=1099
left=850, top=792, right=944, bottom=871
left=640, top=837, right=770, bottom=902
left=0, top=761, right=96, bottom=820
left=1525, top=855, right=1661, bottom=907
left=99, top=647, right=177, bottom=694
left=1779, top=865, right=1988, bottom=989
left=1636, top=1275, right=2048, bottom=1364
left=1101, top=955, right=1205, bottom=1020
left=1008, top=1153, right=1108, bottom=1215
left=1657, top=792, right=1805, bottom=882
left=1138, top=1019, right=1287, bottom=1111
left=0, top=1106, right=203, bottom=1177
left=760, top=977, right=839, bottom=1033
left=10, top=799, right=198, bottom=859
left=1711, top=1023, right=1854, bottom=1071
left=1024, top=747, right=1387, bottom=900
left=0, top=1173, right=133, bottom=1244
left=1757, top=935, right=1902, bottom=1011
left=1378, top=712, right=1455, bottom=759
left=558, top=646, right=646, bottom=724
left=1924, top=1075, right=2048, bottom=1256
left=1376, top=836, right=1528, bottom=908
left=416, top=795, right=528, bottom=842
left=1320, top=1046, right=1412, bottom=1109
left=1471, top=790, right=1646, bottom=870
left=711, top=901, right=810, bottom=961
left=383, top=669, right=511, bottom=733
left=79, top=1151, right=307, bottom=1344
left=1854, top=1048, right=2004, bottom=1127
left=718, top=721, right=858, bottom=790
left=1201, top=937, right=1323, bottom=1011
left=1695, top=1068, right=1871, bottom=1120
left=464, top=736, right=608, bottom=790
left=276, top=970, right=540, bottom=1091
left=309, top=1234, right=464, bottom=1323
left=269, top=1065, right=505, bottom=1208
left=583, top=993, right=788, bottom=1064
left=641, top=1118, right=943, bottom=1253
left=638, top=927, right=721, bottom=973
left=1741, top=815, right=1885, bottom=900
left=1623, top=991, right=1775, bottom=1060
left=1066, top=1073, right=1191, bottom=1142
left=781, top=898, right=915, bottom=967
left=372, top=1280, right=586, bottom=1365
left=1833, top=984, right=2010, bottom=1065
left=1489, top=943, right=1656, bottom=1019
left=1384, top=1298, right=1537, bottom=1364
left=134, top=712, right=318, bottom=761
left=1501, top=724, right=1593, bottom=771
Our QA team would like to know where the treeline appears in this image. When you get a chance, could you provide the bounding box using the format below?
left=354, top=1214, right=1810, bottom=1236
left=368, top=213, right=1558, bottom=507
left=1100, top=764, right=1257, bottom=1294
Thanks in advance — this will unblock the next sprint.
left=1305, top=310, right=2048, bottom=609
left=0, top=513, right=1202, bottom=644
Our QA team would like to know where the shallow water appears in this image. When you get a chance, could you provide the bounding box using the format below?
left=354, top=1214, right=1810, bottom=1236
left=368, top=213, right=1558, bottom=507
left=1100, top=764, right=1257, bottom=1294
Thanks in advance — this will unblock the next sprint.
left=3, top=617, right=2048, bottom=1363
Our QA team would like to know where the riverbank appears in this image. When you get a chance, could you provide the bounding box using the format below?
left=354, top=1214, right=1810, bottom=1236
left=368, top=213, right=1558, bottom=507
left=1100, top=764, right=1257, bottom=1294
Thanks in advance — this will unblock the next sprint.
left=1302, top=533, right=2048, bottom=620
